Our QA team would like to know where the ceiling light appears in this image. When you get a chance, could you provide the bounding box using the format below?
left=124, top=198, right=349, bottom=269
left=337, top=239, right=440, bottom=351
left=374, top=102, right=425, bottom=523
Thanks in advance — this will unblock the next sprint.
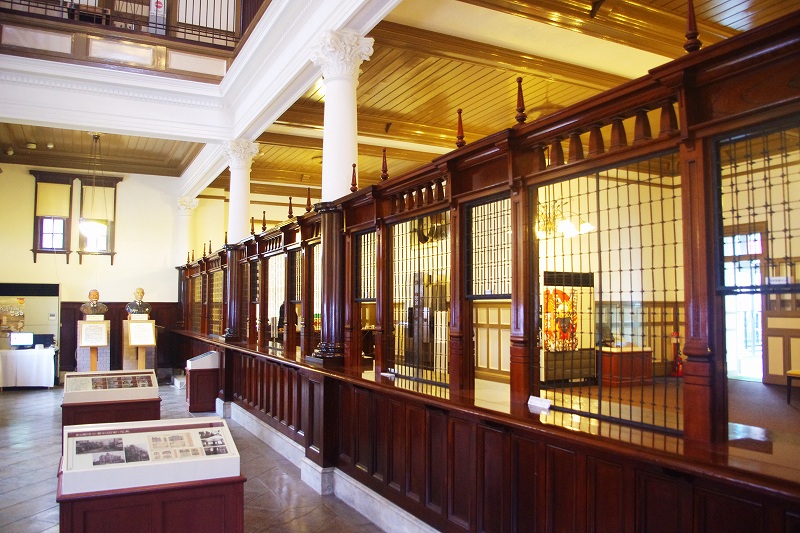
left=26, top=142, right=37, bottom=150
left=47, top=142, right=54, bottom=149
left=6, top=147, right=14, bottom=156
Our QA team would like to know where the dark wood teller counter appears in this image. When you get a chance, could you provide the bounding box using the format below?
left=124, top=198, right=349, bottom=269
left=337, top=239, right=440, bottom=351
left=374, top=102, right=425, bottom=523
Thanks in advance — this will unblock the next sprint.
left=170, top=331, right=800, bottom=533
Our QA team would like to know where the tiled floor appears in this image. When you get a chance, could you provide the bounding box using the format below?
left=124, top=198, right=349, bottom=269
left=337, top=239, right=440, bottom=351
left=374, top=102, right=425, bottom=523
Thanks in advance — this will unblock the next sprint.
left=0, top=385, right=383, bottom=533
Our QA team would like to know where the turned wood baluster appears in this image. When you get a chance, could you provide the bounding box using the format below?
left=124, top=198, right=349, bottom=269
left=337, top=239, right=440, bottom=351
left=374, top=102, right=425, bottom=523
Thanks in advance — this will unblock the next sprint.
left=435, top=177, right=444, bottom=202
left=406, top=190, right=415, bottom=211
left=396, top=194, right=405, bottom=213
left=288, top=197, right=294, bottom=218
left=633, top=109, right=652, bottom=144
left=425, top=182, right=434, bottom=206
left=456, top=109, right=466, bottom=148
left=532, top=145, right=547, bottom=172
left=659, top=101, right=679, bottom=137
left=305, top=187, right=312, bottom=212
left=684, top=0, right=702, bottom=52
left=381, top=148, right=389, bottom=181
left=588, top=125, right=605, bottom=156
left=610, top=117, right=627, bottom=150
left=515, top=77, right=527, bottom=124
left=350, top=163, right=358, bottom=193
left=416, top=186, right=424, bottom=209
left=548, top=139, right=564, bottom=167
left=568, top=132, right=584, bottom=163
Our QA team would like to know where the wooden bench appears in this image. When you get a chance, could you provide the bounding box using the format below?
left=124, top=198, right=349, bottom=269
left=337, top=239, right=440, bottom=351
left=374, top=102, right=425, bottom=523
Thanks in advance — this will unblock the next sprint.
left=788, top=369, right=800, bottom=403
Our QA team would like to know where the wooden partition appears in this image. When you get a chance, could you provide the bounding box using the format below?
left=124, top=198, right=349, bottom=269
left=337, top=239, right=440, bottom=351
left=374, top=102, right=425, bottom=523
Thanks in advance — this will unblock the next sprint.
left=172, top=12, right=800, bottom=531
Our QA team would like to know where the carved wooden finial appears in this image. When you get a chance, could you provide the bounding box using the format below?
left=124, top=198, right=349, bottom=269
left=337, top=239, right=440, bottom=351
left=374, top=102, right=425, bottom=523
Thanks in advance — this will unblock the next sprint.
left=191, top=250, right=195, bottom=262
left=515, top=77, right=527, bottom=124
left=288, top=196, right=294, bottom=218
left=208, top=239, right=212, bottom=253
left=306, top=187, right=312, bottom=212
left=202, top=243, right=206, bottom=257
left=381, top=148, right=389, bottom=181
left=684, top=0, right=702, bottom=52
left=250, top=217, right=255, bottom=235
left=186, top=251, right=190, bottom=265
left=262, top=211, right=266, bottom=232
left=225, top=231, right=228, bottom=244
left=455, top=109, right=466, bottom=148
left=350, top=163, right=358, bottom=192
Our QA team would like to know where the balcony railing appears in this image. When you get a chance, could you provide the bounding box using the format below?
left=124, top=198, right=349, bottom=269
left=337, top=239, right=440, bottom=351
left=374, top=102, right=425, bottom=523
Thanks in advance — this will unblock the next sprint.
left=0, top=0, right=264, bottom=47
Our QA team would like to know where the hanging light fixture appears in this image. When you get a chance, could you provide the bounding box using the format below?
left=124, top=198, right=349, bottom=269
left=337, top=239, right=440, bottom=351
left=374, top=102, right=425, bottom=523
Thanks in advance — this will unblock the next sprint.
left=79, top=133, right=106, bottom=241
left=535, top=200, right=595, bottom=239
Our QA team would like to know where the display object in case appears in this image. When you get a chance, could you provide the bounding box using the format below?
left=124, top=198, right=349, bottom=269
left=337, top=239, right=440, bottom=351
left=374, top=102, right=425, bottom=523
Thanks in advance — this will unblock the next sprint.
left=59, top=417, right=240, bottom=496
left=61, top=370, right=161, bottom=427
left=63, top=370, right=159, bottom=403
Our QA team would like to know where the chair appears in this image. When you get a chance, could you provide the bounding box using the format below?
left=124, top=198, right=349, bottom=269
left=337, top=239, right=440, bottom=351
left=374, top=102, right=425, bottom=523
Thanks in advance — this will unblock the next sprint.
left=787, top=369, right=800, bottom=404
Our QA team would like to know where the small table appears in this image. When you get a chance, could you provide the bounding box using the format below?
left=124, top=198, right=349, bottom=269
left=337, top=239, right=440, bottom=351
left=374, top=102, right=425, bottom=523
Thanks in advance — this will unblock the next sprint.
left=0, top=348, right=56, bottom=388
left=600, top=347, right=653, bottom=387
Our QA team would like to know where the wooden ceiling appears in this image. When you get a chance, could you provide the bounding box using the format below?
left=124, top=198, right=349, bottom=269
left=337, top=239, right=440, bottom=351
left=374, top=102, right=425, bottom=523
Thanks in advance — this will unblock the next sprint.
left=0, top=0, right=796, bottom=199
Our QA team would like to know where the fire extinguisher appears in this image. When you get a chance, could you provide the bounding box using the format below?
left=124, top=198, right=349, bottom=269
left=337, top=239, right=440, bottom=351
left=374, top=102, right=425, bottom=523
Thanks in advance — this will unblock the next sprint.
left=670, top=331, right=683, bottom=377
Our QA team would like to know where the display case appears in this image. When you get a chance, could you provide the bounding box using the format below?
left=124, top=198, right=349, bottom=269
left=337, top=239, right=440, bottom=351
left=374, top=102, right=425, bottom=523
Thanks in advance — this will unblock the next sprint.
left=59, top=417, right=239, bottom=495
left=61, top=370, right=161, bottom=427
left=57, top=418, right=243, bottom=533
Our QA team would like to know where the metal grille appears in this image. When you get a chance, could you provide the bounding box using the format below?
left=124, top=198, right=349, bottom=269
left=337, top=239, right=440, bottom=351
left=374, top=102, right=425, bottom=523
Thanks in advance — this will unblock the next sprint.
left=267, top=254, right=284, bottom=343
left=209, top=270, right=223, bottom=336
left=536, top=151, right=684, bottom=434
left=291, top=250, right=302, bottom=302
left=357, top=231, right=377, bottom=301
left=468, top=196, right=512, bottom=297
left=312, top=244, right=322, bottom=332
left=239, top=261, right=249, bottom=340
left=190, top=276, right=201, bottom=333
left=716, top=122, right=800, bottom=382
left=468, top=196, right=512, bottom=381
left=389, top=212, right=450, bottom=385
left=717, top=123, right=800, bottom=295
left=0, top=0, right=245, bottom=47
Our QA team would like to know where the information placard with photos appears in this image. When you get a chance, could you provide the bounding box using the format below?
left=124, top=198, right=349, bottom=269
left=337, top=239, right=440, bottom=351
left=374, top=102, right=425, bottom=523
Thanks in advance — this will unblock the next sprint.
left=63, top=370, right=159, bottom=404
left=77, top=320, right=109, bottom=347
left=60, top=417, right=239, bottom=495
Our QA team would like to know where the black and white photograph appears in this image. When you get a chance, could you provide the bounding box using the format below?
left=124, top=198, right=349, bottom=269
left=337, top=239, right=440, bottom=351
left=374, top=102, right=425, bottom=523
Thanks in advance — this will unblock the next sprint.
left=124, top=443, right=150, bottom=463
left=203, top=445, right=228, bottom=456
left=76, top=438, right=123, bottom=455
left=92, top=451, right=125, bottom=465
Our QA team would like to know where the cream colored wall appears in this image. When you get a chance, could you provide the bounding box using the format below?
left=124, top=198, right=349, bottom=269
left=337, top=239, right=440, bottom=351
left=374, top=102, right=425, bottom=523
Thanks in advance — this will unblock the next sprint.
left=0, top=164, right=181, bottom=302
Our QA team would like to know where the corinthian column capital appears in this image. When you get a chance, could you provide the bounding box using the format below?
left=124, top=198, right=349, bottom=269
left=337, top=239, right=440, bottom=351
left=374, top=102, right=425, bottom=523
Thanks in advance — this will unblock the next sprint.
left=223, top=139, right=259, bottom=171
left=310, top=29, right=374, bottom=79
left=177, top=196, right=199, bottom=215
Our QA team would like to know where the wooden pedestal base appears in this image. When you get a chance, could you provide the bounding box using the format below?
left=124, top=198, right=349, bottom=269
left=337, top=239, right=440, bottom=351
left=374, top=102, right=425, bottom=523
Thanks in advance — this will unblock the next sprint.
left=62, top=398, right=161, bottom=427
left=186, top=368, right=219, bottom=412
left=601, top=347, right=653, bottom=387
left=57, top=475, right=245, bottom=533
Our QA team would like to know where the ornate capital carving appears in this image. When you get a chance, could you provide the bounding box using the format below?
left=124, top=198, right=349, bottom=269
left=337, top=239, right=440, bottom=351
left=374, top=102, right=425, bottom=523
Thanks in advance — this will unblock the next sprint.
left=310, top=30, right=374, bottom=79
left=177, top=196, right=199, bottom=215
left=223, top=139, right=259, bottom=171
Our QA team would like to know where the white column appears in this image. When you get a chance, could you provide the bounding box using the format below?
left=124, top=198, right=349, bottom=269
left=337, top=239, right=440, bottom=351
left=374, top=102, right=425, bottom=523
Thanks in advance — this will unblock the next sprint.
left=310, top=30, right=374, bottom=202
left=223, top=139, right=259, bottom=243
left=176, top=196, right=198, bottom=265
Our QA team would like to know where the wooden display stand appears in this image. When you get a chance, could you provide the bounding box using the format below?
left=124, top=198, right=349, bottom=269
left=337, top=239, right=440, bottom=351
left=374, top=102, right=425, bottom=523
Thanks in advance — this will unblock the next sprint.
left=185, top=351, right=220, bottom=413
left=57, top=475, right=245, bottom=533
left=58, top=418, right=243, bottom=533
left=122, top=319, right=156, bottom=370
left=76, top=320, right=110, bottom=372
left=61, top=370, right=160, bottom=428
left=541, top=348, right=596, bottom=383
left=600, top=347, right=654, bottom=387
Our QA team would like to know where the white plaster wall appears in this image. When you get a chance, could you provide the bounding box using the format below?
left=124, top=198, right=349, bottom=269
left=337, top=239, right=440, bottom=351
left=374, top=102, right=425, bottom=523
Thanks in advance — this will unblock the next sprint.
left=0, top=164, right=181, bottom=302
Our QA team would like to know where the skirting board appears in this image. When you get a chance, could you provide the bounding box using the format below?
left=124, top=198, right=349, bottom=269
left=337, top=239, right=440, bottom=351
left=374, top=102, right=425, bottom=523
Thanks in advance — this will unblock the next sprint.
left=229, top=402, right=436, bottom=533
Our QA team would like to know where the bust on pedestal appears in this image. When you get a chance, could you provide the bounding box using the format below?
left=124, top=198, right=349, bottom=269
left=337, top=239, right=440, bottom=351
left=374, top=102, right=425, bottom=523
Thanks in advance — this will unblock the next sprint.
left=123, top=288, right=156, bottom=371
left=76, top=289, right=110, bottom=372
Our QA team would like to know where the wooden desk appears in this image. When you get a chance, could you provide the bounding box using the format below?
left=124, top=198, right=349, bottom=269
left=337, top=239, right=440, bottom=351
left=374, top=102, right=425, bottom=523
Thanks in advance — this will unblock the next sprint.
left=600, top=347, right=653, bottom=387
